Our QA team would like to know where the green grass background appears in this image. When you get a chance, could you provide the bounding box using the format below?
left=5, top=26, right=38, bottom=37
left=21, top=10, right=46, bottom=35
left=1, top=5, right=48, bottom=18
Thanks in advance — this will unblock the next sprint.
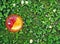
left=0, top=0, right=60, bottom=44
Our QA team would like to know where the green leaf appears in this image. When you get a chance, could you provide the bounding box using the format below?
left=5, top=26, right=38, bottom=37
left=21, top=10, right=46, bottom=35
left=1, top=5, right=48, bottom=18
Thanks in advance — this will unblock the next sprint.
left=0, top=12, right=3, bottom=17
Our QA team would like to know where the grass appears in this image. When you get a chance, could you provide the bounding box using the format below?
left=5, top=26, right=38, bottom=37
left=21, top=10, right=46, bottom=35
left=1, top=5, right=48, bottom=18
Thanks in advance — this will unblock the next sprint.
left=0, top=0, right=60, bottom=44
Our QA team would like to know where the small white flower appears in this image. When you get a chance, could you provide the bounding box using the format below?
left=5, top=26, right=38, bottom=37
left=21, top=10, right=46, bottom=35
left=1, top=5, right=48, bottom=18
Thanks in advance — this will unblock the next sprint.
left=25, top=1, right=28, bottom=4
left=13, top=3, right=16, bottom=7
left=53, top=9, right=56, bottom=12
left=21, top=0, right=24, bottom=5
left=49, top=25, right=52, bottom=28
left=30, top=39, right=33, bottom=43
left=45, top=14, right=48, bottom=17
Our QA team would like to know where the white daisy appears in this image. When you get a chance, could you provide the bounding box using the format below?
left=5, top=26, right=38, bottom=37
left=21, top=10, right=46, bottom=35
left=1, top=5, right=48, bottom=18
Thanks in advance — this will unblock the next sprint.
left=30, top=39, right=33, bottom=43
